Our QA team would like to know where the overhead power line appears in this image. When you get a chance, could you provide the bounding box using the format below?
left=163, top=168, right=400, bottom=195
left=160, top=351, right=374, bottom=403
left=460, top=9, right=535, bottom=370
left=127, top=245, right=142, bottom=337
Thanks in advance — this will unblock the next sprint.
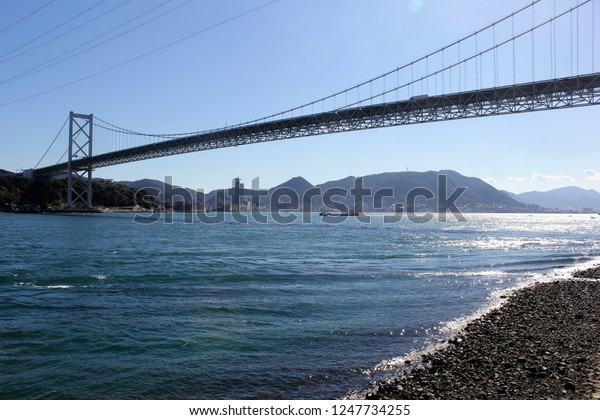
left=0, top=0, right=108, bottom=60
left=1, top=0, right=282, bottom=107
left=0, top=0, right=185, bottom=85
left=1, top=0, right=134, bottom=65
left=0, top=0, right=57, bottom=35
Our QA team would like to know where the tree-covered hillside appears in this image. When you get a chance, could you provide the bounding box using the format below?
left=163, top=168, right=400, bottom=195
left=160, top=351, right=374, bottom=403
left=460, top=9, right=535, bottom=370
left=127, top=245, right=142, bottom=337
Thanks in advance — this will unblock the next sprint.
left=0, top=175, right=159, bottom=211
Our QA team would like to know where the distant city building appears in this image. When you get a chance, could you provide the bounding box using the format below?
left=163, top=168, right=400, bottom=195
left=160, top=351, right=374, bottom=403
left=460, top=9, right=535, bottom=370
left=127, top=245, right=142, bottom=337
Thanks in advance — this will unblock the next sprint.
left=232, top=177, right=241, bottom=212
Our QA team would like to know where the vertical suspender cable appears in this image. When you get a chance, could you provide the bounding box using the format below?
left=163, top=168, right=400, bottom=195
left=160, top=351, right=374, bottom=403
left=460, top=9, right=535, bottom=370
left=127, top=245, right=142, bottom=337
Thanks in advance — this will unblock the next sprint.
left=480, top=39, right=483, bottom=88
left=442, top=48, right=445, bottom=93
left=420, top=61, right=424, bottom=94
left=531, top=1, right=535, bottom=82
left=475, top=32, right=479, bottom=90
left=410, top=62, right=414, bottom=97
left=396, top=68, right=399, bottom=101
left=513, top=13, right=516, bottom=84
left=593, top=0, right=595, bottom=72
left=553, top=0, right=556, bottom=79
left=426, top=55, right=429, bottom=94
left=577, top=0, right=580, bottom=76
left=449, top=53, right=452, bottom=92
left=435, top=56, right=438, bottom=95
left=570, top=8, right=573, bottom=76
left=548, top=3, right=556, bottom=79
left=493, top=23, right=497, bottom=87
left=458, top=41, right=461, bottom=91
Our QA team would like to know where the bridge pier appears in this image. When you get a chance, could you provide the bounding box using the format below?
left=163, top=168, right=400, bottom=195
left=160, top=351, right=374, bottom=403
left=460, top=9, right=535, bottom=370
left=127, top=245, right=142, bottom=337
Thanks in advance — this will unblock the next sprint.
left=67, top=112, right=94, bottom=209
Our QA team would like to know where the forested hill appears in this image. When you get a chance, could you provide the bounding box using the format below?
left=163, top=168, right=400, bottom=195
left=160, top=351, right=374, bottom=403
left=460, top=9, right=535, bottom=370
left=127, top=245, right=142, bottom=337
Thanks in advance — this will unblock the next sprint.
left=0, top=175, right=157, bottom=211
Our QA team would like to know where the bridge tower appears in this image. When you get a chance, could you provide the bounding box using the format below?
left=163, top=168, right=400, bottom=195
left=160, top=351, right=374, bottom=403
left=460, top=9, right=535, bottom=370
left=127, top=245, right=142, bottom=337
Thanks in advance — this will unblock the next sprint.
left=67, top=112, right=94, bottom=209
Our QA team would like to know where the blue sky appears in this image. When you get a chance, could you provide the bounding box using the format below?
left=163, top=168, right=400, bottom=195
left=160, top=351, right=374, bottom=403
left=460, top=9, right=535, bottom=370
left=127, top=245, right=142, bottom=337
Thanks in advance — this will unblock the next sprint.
left=0, top=0, right=598, bottom=194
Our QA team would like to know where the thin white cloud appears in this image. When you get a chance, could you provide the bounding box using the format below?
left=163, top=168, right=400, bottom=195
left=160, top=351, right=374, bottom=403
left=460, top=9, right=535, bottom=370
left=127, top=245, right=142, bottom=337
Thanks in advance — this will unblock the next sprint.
left=584, top=169, right=600, bottom=181
left=483, top=177, right=497, bottom=184
left=507, top=176, right=525, bottom=183
left=531, top=173, right=576, bottom=182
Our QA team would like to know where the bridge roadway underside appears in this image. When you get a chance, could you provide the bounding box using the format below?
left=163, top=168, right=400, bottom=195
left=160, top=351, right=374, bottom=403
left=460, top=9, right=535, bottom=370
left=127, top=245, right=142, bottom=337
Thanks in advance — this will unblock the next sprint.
left=34, top=73, right=600, bottom=178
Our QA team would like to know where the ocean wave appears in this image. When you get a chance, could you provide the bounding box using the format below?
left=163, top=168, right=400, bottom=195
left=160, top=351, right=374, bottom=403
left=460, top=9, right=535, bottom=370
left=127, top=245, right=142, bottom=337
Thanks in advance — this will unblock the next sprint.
left=412, top=270, right=508, bottom=279
left=492, top=255, right=586, bottom=269
left=12, top=274, right=107, bottom=289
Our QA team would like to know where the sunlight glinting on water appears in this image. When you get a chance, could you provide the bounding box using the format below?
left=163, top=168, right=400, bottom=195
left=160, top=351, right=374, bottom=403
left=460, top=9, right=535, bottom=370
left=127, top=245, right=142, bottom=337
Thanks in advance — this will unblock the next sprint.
left=0, top=213, right=598, bottom=399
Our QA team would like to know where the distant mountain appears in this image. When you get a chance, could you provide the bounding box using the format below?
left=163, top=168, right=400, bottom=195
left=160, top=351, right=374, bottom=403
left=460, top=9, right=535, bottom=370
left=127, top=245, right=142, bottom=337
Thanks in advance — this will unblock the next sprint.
left=502, top=190, right=519, bottom=200
left=267, top=176, right=315, bottom=210
left=0, top=169, right=15, bottom=177
left=116, top=171, right=559, bottom=212
left=270, top=176, right=314, bottom=194
left=511, top=186, right=600, bottom=211
left=310, top=170, right=528, bottom=212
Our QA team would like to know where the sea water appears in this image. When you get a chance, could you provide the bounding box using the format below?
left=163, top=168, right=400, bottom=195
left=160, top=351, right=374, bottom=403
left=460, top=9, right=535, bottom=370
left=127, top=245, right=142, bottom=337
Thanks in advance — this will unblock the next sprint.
left=0, top=212, right=598, bottom=399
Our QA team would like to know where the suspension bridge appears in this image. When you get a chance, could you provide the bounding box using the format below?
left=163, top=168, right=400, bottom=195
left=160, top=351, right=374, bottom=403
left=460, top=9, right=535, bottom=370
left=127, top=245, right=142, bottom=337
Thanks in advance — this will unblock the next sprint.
left=29, top=0, right=600, bottom=208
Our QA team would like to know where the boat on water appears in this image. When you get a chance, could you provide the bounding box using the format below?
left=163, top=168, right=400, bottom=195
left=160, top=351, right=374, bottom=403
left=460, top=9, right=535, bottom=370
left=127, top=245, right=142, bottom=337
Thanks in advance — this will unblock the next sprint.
left=319, top=210, right=362, bottom=217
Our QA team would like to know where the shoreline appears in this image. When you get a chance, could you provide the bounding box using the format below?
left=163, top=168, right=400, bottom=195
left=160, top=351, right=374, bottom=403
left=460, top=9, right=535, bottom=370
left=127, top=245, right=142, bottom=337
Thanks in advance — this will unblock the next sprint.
left=350, top=265, right=600, bottom=400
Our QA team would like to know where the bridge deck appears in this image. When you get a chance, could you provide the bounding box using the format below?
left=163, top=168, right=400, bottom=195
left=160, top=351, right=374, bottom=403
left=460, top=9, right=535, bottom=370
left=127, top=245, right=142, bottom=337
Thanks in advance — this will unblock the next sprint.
left=34, top=73, right=600, bottom=177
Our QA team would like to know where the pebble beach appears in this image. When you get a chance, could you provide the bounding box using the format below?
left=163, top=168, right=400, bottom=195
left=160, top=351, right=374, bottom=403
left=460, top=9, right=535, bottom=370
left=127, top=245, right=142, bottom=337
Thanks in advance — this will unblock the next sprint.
left=357, top=266, right=600, bottom=400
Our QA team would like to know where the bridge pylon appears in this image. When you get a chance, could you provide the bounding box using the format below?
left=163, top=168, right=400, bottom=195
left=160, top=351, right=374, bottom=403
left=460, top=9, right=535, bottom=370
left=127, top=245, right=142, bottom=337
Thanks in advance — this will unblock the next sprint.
left=67, top=112, right=94, bottom=209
